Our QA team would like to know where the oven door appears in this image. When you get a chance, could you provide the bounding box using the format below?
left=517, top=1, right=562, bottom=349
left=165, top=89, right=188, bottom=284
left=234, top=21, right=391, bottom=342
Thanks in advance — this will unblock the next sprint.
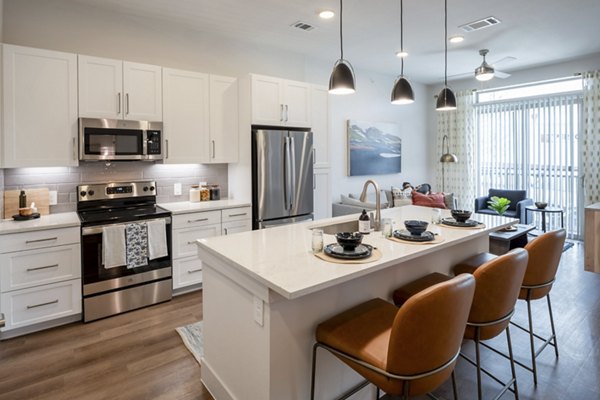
left=81, top=217, right=172, bottom=296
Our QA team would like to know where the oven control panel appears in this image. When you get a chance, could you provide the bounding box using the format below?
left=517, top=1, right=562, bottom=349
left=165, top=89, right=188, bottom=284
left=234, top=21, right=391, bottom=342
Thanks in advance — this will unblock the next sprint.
left=77, top=181, right=157, bottom=201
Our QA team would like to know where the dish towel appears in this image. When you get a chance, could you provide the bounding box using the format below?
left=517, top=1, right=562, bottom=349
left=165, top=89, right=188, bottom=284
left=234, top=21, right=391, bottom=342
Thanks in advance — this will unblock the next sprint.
left=147, top=219, right=168, bottom=260
left=126, top=222, right=148, bottom=269
left=102, top=225, right=127, bottom=269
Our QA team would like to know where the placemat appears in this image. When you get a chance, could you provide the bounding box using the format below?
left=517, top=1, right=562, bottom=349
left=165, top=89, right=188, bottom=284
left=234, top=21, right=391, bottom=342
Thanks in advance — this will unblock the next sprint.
left=440, top=222, right=486, bottom=230
left=314, top=248, right=383, bottom=264
left=388, top=235, right=446, bottom=245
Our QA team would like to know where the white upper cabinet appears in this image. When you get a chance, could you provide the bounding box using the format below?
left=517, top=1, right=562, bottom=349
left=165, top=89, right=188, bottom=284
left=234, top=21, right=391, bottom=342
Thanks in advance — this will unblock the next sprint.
left=162, top=68, right=210, bottom=164
left=2, top=44, right=78, bottom=168
left=310, top=85, right=330, bottom=168
left=251, top=74, right=311, bottom=127
left=209, top=75, right=239, bottom=163
left=162, top=69, right=238, bottom=164
left=78, top=56, right=162, bottom=121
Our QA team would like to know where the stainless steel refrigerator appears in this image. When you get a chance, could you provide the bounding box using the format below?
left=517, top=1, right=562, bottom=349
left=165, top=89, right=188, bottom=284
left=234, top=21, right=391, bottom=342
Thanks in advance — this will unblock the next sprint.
left=252, top=127, right=314, bottom=229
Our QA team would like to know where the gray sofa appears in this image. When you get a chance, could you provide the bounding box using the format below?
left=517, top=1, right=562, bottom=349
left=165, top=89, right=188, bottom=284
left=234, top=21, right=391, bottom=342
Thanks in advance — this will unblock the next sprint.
left=332, top=192, right=457, bottom=217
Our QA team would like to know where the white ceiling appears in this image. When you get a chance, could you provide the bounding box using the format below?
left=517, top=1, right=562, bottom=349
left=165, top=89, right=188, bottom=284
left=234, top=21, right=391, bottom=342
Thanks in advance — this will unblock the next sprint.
left=70, top=0, right=600, bottom=84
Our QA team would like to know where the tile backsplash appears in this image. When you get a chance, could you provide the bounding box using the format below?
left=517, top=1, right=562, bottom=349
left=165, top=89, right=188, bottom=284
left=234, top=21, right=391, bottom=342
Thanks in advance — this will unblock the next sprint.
left=2, top=162, right=228, bottom=214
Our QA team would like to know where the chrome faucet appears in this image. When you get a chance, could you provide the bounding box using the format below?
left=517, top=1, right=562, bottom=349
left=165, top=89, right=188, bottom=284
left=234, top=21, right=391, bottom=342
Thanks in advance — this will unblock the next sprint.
left=359, top=179, right=381, bottom=231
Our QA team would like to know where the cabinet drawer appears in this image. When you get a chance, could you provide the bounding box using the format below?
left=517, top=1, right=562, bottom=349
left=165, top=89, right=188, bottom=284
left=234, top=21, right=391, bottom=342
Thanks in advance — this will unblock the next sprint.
left=0, top=227, right=80, bottom=253
left=222, top=220, right=252, bottom=236
left=172, top=224, right=221, bottom=259
left=173, top=256, right=203, bottom=289
left=172, top=210, right=221, bottom=229
left=0, top=244, right=81, bottom=292
left=221, top=206, right=252, bottom=223
left=1, top=279, right=81, bottom=331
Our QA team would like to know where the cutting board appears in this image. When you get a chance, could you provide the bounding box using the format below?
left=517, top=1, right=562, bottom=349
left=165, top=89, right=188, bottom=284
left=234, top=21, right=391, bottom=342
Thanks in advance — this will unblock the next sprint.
left=3, top=188, right=50, bottom=219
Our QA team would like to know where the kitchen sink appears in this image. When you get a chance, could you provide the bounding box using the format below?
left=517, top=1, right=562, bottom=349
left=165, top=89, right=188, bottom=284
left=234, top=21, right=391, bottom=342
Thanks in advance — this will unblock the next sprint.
left=313, top=220, right=359, bottom=235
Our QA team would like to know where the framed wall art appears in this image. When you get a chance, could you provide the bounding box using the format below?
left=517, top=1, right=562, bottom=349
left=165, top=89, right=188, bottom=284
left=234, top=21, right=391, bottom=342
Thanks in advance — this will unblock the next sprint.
left=347, top=120, right=402, bottom=176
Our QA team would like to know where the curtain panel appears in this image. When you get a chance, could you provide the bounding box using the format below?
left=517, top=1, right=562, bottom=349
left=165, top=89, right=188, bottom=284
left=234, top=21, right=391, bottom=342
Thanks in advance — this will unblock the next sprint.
left=582, top=70, right=600, bottom=205
left=436, top=90, right=476, bottom=210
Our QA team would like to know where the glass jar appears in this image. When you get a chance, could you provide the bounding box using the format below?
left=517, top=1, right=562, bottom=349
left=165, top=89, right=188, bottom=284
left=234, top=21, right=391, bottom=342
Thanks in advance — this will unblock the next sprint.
left=200, top=186, right=210, bottom=201
left=209, top=185, right=221, bottom=200
left=189, top=185, right=201, bottom=202
left=312, top=229, right=324, bottom=253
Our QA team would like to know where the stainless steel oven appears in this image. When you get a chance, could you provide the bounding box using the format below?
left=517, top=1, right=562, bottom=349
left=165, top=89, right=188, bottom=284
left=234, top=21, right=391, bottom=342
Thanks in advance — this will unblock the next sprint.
left=78, top=181, right=172, bottom=322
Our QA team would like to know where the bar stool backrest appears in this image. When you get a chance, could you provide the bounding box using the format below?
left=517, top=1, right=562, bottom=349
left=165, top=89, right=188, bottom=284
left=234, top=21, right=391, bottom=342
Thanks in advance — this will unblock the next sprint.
left=466, top=248, right=529, bottom=340
left=387, top=274, right=475, bottom=394
left=521, top=229, right=566, bottom=299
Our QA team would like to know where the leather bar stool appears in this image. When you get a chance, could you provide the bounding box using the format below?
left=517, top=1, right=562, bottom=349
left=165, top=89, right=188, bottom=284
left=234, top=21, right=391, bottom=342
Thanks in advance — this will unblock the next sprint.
left=393, top=248, right=529, bottom=400
left=454, top=229, right=566, bottom=385
left=310, top=274, right=475, bottom=400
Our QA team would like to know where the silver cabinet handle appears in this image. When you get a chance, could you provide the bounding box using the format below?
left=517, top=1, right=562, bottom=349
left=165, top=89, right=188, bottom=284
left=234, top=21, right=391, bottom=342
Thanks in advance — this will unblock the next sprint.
left=224, top=228, right=228, bottom=235
left=187, top=268, right=202, bottom=274
left=26, top=237, right=58, bottom=244
left=126, top=93, right=130, bottom=115
left=188, top=218, right=209, bottom=223
left=165, top=139, right=169, bottom=159
left=117, top=92, right=121, bottom=114
left=285, top=104, right=289, bottom=122
left=0, top=313, right=5, bottom=328
left=313, top=148, right=316, bottom=164
left=73, top=137, right=77, bottom=161
left=280, top=104, right=284, bottom=122
left=187, top=240, right=196, bottom=245
left=27, top=264, right=59, bottom=272
left=27, top=299, right=58, bottom=309
left=211, top=140, right=216, bottom=159
left=227, top=213, right=247, bottom=217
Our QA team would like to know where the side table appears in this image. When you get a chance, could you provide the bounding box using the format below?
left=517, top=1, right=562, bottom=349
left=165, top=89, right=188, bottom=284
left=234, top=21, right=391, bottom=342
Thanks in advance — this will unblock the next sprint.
left=525, top=206, right=564, bottom=233
left=489, top=224, right=535, bottom=255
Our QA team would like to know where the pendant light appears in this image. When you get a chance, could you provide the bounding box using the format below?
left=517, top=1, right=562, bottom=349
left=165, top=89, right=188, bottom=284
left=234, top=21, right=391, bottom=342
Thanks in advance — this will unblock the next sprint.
left=391, top=0, right=414, bottom=105
left=474, top=49, right=495, bottom=81
left=329, top=0, right=355, bottom=95
left=436, top=0, right=456, bottom=111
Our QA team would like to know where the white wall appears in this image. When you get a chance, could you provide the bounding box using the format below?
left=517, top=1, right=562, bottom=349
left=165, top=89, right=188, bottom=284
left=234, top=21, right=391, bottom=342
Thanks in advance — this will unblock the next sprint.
left=2, top=0, right=433, bottom=207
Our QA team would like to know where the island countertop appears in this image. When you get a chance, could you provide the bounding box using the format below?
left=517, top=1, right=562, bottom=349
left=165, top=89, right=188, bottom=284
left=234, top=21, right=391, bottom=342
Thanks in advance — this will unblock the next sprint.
left=197, top=205, right=515, bottom=300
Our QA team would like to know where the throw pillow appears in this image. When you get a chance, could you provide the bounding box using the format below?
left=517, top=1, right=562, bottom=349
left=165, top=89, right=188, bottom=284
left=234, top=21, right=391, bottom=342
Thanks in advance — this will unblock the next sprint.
left=443, top=193, right=455, bottom=210
left=391, top=186, right=412, bottom=207
left=412, top=191, right=447, bottom=209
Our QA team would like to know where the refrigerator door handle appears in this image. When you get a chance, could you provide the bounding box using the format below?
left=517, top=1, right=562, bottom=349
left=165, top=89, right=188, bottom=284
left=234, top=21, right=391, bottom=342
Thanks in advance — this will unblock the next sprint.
left=284, top=136, right=293, bottom=211
left=289, top=136, right=296, bottom=210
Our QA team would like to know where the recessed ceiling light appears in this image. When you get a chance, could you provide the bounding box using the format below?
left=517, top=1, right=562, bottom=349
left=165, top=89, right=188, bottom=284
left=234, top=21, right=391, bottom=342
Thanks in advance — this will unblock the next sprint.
left=318, top=10, right=335, bottom=19
left=449, top=35, right=464, bottom=43
left=395, top=51, right=409, bottom=58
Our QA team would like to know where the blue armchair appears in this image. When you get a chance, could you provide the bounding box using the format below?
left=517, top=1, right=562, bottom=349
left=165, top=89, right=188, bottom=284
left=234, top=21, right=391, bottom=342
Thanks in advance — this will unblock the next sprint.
left=474, top=188, right=534, bottom=223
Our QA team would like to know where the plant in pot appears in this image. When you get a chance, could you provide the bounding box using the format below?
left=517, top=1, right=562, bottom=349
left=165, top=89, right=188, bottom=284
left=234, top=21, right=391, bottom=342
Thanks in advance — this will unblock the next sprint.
left=487, top=196, right=511, bottom=216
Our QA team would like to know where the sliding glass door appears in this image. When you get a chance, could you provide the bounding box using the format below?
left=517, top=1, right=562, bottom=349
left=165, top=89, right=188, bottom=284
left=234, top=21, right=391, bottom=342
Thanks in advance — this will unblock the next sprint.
left=475, top=92, right=582, bottom=238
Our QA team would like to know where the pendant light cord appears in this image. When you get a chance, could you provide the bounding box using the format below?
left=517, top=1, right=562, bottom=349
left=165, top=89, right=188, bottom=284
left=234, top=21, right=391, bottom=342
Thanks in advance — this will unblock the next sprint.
left=444, top=0, right=448, bottom=87
left=400, top=0, right=405, bottom=76
left=340, top=0, right=344, bottom=60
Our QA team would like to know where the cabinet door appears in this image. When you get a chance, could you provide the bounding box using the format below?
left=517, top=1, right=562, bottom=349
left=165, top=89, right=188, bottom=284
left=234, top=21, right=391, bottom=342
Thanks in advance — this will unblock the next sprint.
left=313, top=168, right=331, bottom=220
left=251, top=74, right=284, bottom=125
left=311, top=85, right=330, bottom=168
left=2, top=45, right=78, bottom=167
left=78, top=55, right=123, bottom=119
left=284, top=80, right=311, bottom=128
left=163, top=68, right=210, bottom=163
left=222, top=220, right=252, bottom=236
left=123, top=61, right=163, bottom=121
left=209, top=75, right=239, bottom=163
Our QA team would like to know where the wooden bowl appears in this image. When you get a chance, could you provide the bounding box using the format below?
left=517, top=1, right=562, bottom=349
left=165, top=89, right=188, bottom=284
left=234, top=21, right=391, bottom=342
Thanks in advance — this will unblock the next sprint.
left=19, top=207, right=33, bottom=216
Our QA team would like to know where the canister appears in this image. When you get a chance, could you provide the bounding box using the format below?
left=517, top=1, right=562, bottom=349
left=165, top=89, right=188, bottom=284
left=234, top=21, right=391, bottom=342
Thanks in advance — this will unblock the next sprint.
left=189, top=185, right=201, bottom=202
left=200, top=185, right=210, bottom=201
left=209, top=185, right=221, bottom=200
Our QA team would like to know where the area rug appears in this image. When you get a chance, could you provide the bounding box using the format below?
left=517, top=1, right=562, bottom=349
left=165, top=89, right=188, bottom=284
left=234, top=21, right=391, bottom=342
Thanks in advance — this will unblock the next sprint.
left=563, top=241, right=574, bottom=252
left=176, top=321, right=203, bottom=366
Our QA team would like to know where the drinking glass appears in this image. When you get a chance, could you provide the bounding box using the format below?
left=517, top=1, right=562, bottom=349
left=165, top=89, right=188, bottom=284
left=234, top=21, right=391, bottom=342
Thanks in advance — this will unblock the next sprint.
left=431, top=208, right=442, bottom=224
left=381, top=218, right=393, bottom=238
left=312, top=229, right=324, bottom=253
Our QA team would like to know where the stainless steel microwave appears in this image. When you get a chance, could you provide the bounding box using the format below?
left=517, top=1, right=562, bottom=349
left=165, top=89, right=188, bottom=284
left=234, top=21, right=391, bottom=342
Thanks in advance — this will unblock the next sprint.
left=79, top=118, right=163, bottom=161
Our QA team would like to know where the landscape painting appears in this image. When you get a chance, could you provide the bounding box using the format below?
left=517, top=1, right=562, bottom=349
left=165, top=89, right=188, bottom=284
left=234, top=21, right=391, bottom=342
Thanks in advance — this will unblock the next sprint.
left=347, top=120, right=402, bottom=176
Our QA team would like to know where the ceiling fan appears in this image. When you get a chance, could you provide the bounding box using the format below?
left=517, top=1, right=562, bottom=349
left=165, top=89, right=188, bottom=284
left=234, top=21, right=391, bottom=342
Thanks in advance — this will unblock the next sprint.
left=448, top=49, right=516, bottom=81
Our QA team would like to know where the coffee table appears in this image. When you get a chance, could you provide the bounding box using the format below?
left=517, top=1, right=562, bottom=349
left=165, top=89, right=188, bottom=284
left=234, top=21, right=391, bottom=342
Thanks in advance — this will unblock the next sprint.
left=489, top=224, right=535, bottom=255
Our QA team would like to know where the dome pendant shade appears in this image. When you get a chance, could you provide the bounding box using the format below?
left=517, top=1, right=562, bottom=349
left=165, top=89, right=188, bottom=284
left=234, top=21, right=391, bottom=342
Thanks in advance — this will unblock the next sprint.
left=440, top=152, right=458, bottom=163
left=436, top=87, right=457, bottom=111
left=329, top=59, right=356, bottom=95
left=391, top=76, right=415, bottom=104
left=475, top=61, right=495, bottom=81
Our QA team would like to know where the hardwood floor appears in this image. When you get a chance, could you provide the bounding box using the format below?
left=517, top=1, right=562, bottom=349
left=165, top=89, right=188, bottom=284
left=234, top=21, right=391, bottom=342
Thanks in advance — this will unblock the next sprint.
left=0, top=242, right=598, bottom=400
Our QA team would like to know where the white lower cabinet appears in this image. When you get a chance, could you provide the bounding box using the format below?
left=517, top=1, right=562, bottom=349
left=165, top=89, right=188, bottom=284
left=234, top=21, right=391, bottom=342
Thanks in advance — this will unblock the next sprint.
left=314, top=168, right=332, bottom=220
left=171, top=206, right=252, bottom=292
left=0, top=226, right=81, bottom=335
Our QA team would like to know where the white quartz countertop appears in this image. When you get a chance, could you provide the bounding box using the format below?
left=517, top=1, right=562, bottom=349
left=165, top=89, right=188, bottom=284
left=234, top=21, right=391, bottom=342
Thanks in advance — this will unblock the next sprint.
left=158, top=199, right=251, bottom=214
left=196, top=205, right=516, bottom=300
left=0, top=212, right=80, bottom=235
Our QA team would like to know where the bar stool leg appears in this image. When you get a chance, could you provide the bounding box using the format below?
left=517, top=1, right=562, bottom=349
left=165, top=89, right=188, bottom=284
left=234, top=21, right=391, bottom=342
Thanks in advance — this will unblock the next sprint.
left=451, top=370, right=458, bottom=400
left=547, top=294, right=559, bottom=358
left=310, top=344, right=318, bottom=400
left=475, top=328, right=483, bottom=400
left=506, top=326, right=519, bottom=399
left=376, top=387, right=380, bottom=399
left=526, top=298, right=538, bottom=386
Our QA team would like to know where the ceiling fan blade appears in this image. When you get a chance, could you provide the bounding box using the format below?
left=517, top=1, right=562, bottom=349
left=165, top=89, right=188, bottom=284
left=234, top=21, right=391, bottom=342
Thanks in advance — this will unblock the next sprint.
left=491, top=56, right=516, bottom=67
left=495, top=70, right=511, bottom=79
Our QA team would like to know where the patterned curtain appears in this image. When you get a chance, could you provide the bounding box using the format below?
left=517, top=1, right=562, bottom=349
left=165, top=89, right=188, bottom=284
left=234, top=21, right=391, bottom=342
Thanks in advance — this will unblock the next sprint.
left=436, top=90, right=476, bottom=210
left=582, top=70, right=600, bottom=205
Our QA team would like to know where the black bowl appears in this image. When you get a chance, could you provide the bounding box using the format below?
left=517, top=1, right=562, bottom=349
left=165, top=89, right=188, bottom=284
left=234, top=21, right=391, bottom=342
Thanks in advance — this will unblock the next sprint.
left=404, top=220, right=429, bottom=236
left=335, top=232, right=363, bottom=251
left=535, top=202, right=548, bottom=209
left=451, top=209, right=472, bottom=223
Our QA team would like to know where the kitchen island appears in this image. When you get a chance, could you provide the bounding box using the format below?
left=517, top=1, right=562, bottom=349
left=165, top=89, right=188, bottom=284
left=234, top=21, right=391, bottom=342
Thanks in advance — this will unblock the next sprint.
left=196, top=205, right=515, bottom=400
